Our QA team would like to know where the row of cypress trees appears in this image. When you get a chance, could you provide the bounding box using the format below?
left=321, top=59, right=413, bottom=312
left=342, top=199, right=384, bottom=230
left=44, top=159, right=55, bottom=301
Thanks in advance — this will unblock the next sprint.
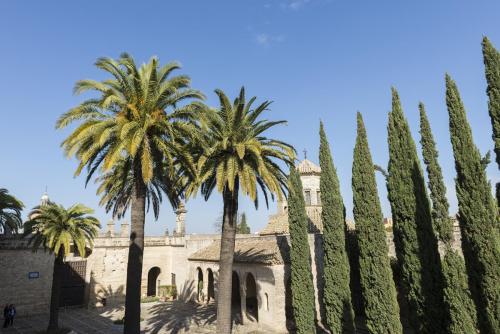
left=288, top=37, right=500, bottom=334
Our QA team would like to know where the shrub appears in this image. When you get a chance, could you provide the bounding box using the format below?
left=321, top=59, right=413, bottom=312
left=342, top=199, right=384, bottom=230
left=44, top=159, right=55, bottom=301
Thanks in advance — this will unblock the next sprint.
left=158, top=285, right=177, bottom=299
left=140, top=296, right=160, bottom=303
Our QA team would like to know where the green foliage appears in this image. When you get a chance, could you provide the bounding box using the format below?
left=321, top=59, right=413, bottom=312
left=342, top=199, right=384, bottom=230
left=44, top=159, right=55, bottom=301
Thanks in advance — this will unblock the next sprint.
left=419, top=102, right=477, bottom=333
left=140, top=296, right=160, bottom=303
left=23, top=203, right=100, bottom=258
left=387, top=88, right=445, bottom=333
left=442, top=249, right=478, bottom=334
left=482, top=37, right=500, bottom=172
left=318, top=122, right=355, bottom=333
left=56, top=54, right=205, bottom=218
left=190, top=87, right=295, bottom=206
left=445, top=74, right=500, bottom=333
left=419, top=103, right=454, bottom=243
left=213, top=212, right=251, bottom=233
left=352, top=113, right=402, bottom=333
left=288, top=167, right=316, bottom=334
left=158, top=285, right=177, bottom=298
left=237, top=212, right=251, bottom=234
left=0, top=188, right=24, bottom=234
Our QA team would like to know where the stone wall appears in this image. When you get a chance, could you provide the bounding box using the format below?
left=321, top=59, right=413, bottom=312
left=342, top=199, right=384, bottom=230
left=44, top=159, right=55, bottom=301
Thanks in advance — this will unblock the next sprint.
left=0, top=237, right=54, bottom=316
left=85, top=233, right=219, bottom=307
left=188, top=260, right=288, bottom=333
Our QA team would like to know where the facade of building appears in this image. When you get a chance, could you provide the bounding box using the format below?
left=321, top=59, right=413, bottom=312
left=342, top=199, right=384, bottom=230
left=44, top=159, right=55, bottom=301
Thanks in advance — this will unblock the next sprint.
left=0, top=159, right=464, bottom=332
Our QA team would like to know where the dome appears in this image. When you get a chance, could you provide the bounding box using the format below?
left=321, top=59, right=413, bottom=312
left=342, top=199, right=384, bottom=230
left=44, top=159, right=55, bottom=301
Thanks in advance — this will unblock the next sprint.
left=296, top=159, right=321, bottom=175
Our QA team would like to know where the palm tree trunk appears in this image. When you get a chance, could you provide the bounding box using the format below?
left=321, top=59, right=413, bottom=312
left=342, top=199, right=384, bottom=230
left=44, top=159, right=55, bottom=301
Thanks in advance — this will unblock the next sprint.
left=47, top=251, right=63, bottom=332
left=124, top=178, right=146, bottom=334
left=216, top=183, right=239, bottom=334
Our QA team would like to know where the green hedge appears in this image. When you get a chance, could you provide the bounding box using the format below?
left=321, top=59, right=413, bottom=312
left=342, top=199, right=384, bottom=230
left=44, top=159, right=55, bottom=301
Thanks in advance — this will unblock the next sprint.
left=158, top=285, right=177, bottom=298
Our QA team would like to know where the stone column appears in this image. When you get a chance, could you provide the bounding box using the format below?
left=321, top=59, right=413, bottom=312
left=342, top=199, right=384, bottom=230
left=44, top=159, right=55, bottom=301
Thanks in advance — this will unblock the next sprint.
left=203, top=271, right=209, bottom=303
left=240, top=278, right=247, bottom=325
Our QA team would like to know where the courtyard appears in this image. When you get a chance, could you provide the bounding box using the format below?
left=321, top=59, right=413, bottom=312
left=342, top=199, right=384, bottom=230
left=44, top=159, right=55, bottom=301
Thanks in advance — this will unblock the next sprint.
left=0, top=302, right=278, bottom=334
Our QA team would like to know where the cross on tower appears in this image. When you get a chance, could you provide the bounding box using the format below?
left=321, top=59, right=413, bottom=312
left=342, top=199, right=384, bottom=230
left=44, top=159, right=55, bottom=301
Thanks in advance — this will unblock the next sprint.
left=303, top=149, right=307, bottom=160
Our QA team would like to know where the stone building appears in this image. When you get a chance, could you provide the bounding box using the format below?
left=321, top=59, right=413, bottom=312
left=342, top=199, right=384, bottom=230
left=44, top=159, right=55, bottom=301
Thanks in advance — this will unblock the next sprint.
left=0, top=159, right=464, bottom=332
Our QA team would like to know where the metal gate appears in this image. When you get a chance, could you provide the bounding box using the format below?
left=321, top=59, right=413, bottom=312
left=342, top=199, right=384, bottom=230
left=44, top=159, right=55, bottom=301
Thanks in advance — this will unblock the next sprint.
left=60, top=260, right=87, bottom=306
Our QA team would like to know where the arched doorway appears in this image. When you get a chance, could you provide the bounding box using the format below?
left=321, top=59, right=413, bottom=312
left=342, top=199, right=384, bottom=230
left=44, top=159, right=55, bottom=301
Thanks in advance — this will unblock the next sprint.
left=207, top=268, right=215, bottom=302
left=232, top=271, right=242, bottom=322
left=246, top=273, right=258, bottom=321
left=147, top=267, right=161, bottom=296
left=197, top=267, right=204, bottom=301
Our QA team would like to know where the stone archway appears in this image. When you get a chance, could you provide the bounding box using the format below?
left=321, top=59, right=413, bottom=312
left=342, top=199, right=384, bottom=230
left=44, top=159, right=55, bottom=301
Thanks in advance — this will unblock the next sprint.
left=207, top=268, right=215, bottom=303
left=147, top=267, right=161, bottom=296
left=232, top=271, right=242, bottom=322
left=197, top=267, right=204, bottom=301
left=245, top=273, right=258, bottom=322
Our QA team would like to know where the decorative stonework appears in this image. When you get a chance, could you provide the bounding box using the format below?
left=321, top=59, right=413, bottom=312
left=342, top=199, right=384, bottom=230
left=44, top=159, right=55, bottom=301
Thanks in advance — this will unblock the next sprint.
left=260, top=159, right=323, bottom=235
left=173, top=202, right=187, bottom=237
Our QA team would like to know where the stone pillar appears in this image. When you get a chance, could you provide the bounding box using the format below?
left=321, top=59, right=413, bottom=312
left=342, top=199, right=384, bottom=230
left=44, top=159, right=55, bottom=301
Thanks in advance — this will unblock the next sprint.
left=106, top=219, right=115, bottom=237
left=240, top=280, right=247, bottom=325
left=203, top=271, right=209, bottom=303
left=120, top=221, right=129, bottom=238
left=174, top=202, right=187, bottom=236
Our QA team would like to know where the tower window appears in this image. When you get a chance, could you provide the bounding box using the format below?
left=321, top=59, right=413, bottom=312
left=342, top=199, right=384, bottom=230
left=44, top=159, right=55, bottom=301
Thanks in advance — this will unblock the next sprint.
left=317, top=191, right=321, bottom=206
left=304, top=190, right=311, bottom=206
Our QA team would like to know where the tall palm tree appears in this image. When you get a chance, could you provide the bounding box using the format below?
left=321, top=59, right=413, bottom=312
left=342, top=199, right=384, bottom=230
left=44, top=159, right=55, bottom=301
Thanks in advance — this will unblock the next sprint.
left=0, top=188, right=24, bottom=234
left=190, top=87, right=295, bottom=333
left=56, top=53, right=205, bottom=333
left=23, top=203, right=99, bottom=332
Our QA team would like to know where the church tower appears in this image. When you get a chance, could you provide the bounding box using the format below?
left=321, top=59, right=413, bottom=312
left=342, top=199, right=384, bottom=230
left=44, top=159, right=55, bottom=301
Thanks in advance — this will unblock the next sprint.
left=260, top=157, right=323, bottom=235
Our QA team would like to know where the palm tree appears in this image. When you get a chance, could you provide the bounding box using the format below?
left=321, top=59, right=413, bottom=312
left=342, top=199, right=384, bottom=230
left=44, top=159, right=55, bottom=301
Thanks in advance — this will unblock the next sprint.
left=23, top=203, right=99, bottom=332
left=0, top=188, right=24, bottom=234
left=190, top=87, right=295, bottom=333
left=55, top=53, right=205, bottom=333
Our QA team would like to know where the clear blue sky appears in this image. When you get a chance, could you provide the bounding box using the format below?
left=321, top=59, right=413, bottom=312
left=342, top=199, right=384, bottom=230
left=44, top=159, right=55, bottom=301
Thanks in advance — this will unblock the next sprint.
left=1, top=1, right=499, bottom=235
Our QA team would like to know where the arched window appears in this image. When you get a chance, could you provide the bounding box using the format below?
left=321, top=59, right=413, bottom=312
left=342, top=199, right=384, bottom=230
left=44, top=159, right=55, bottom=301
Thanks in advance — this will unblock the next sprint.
left=147, top=267, right=161, bottom=296
left=245, top=273, right=258, bottom=322
left=196, top=267, right=204, bottom=302
left=207, top=268, right=215, bottom=302
left=231, top=271, right=242, bottom=323
left=265, top=293, right=269, bottom=311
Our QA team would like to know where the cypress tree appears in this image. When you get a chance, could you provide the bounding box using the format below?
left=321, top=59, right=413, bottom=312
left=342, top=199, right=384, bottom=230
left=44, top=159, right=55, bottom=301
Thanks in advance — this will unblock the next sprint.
left=482, top=37, right=500, bottom=206
left=419, top=103, right=477, bottom=333
left=387, top=88, right=445, bottom=333
left=288, top=167, right=316, bottom=334
left=482, top=37, right=500, bottom=171
left=319, top=121, right=355, bottom=333
left=352, top=112, right=402, bottom=334
left=445, top=74, right=500, bottom=333
left=237, top=213, right=250, bottom=234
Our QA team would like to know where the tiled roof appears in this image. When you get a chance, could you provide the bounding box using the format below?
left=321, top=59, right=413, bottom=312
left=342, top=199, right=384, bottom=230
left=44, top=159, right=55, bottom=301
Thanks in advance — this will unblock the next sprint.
left=188, top=236, right=290, bottom=265
left=259, top=213, right=289, bottom=235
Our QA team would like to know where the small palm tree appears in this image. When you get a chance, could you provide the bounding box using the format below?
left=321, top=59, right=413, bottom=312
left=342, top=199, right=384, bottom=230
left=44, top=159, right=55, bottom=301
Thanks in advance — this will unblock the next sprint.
left=190, top=87, right=295, bottom=333
left=56, top=54, right=204, bottom=333
left=23, top=203, right=99, bottom=332
left=0, top=188, right=24, bottom=234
